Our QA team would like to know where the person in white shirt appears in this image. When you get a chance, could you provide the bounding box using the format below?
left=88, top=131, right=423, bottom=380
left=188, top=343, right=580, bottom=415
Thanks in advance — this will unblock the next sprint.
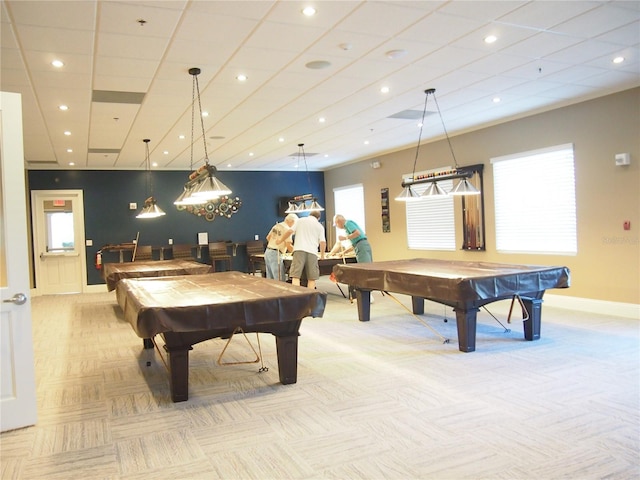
left=279, top=210, right=326, bottom=289
left=264, top=213, right=297, bottom=281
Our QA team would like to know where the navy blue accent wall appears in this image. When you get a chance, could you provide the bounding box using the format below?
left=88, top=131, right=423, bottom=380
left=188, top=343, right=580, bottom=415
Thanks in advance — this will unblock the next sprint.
left=27, top=170, right=325, bottom=286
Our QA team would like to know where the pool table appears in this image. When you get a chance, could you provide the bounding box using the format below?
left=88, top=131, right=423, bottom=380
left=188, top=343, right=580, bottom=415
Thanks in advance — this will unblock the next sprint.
left=332, top=258, right=570, bottom=352
left=102, top=258, right=212, bottom=291
left=116, top=271, right=327, bottom=401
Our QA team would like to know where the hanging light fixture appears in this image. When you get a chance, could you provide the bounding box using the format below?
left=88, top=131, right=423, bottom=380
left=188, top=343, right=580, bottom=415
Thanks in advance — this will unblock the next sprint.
left=137, top=138, right=166, bottom=219
left=396, top=88, right=480, bottom=201
left=174, top=67, right=231, bottom=206
left=285, top=143, right=324, bottom=214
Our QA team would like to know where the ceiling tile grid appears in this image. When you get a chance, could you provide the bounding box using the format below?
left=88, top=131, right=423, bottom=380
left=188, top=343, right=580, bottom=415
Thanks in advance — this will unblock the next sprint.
left=1, top=0, right=638, bottom=172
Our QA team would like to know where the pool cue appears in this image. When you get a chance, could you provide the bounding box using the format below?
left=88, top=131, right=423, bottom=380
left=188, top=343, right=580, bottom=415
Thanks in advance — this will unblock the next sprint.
left=131, top=231, right=140, bottom=261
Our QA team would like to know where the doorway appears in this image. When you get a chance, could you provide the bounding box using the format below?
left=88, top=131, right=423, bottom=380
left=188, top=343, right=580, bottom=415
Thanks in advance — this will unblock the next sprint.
left=31, top=190, right=87, bottom=294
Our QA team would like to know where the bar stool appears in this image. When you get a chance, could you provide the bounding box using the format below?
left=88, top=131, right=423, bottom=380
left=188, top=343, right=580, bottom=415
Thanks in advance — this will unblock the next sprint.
left=246, top=239, right=265, bottom=275
left=208, top=241, right=232, bottom=272
left=171, top=244, right=194, bottom=260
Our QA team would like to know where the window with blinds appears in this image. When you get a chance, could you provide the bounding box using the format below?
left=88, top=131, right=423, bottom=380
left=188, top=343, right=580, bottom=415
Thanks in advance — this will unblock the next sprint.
left=333, top=184, right=366, bottom=240
left=491, top=143, right=577, bottom=255
left=405, top=174, right=455, bottom=251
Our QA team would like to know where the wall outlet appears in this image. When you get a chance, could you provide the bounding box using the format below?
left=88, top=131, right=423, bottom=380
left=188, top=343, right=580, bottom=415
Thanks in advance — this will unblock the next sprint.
left=86, top=239, right=93, bottom=247
left=254, top=234, right=259, bottom=240
left=129, top=202, right=137, bottom=210
left=168, top=238, right=173, bottom=245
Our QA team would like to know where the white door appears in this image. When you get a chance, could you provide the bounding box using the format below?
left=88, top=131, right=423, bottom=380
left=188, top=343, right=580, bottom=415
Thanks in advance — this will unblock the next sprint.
left=0, top=92, right=38, bottom=431
left=32, top=190, right=86, bottom=295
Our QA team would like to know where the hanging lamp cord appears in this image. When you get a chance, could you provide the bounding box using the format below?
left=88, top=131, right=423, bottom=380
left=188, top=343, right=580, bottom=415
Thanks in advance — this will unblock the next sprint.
left=431, top=90, right=459, bottom=169
left=193, top=71, right=210, bottom=164
left=409, top=89, right=432, bottom=181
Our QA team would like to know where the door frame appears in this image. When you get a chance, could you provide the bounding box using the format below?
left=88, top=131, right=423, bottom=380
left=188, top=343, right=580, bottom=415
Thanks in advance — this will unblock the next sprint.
left=31, top=189, right=87, bottom=295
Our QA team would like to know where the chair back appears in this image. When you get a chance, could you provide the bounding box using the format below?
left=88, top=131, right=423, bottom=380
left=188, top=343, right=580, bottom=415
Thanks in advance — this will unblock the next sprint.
left=246, top=240, right=265, bottom=256
left=208, top=241, right=231, bottom=271
left=133, top=245, right=153, bottom=261
left=171, top=244, right=193, bottom=260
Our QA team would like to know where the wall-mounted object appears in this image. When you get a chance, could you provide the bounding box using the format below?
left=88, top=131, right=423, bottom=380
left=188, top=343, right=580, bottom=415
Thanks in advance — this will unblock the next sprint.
left=615, top=153, right=630, bottom=166
left=381, top=188, right=390, bottom=232
left=177, top=195, right=242, bottom=221
left=460, top=164, right=486, bottom=251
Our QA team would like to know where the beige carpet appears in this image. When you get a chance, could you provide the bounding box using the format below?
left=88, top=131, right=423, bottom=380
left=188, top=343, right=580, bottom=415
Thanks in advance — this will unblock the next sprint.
left=1, top=277, right=638, bottom=479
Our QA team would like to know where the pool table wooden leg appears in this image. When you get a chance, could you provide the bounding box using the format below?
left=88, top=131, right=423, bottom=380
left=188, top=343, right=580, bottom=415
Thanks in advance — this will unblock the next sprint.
left=275, top=334, right=299, bottom=384
left=522, top=298, right=543, bottom=341
left=163, top=344, right=192, bottom=402
left=454, top=307, right=479, bottom=352
left=355, top=290, right=372, bottom=321
left=411, top=296, right=425, bottom=315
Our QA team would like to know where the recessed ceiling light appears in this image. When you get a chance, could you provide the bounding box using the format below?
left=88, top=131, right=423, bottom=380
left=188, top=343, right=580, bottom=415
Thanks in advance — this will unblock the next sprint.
left=385, top=49, right=407, bottom=60
left=152, top=162, right=158, bottom=167
left=201, top=111, right=209, bottom=117
left=227, top=163, right=232, bottom=168
left=302, top=6, right=316, bottom=16
left=484, top=35, right=497, bottom=44
left=613, top=56, right=625, bottom=64
left=179, top=134, right=185, bottom=140
left=163, top=151, right=169, bottom=155
left=249, top=152, right=254, bottom=157
left=306, top=60, right=331, bottom=70
left=66, top=148, right=73, bottom=153
left=364, top=140, right=370, bottom=145
left=51, top=60, right=64, bottom=68
left=380, top=86, right=390, bottom=94
left=493, top=97, right=501, bottom=103
left=68, top=162, right=75, bottom=166
left=236, top=74, right=248, bottom=81
left=279, top=137, right=285, bottom=142
left=58, top=105, right=68, bottom=111
left=64, top=131, right=71, bottom=136
left=318, top=117, right=326, bottom=123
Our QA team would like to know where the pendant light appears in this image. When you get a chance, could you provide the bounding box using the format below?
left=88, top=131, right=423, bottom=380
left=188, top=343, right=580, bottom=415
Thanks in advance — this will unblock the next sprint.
left=137, top=138, right=166, bottom=219
left=174, top=67, right=231, bottom=206
left=396, top=89, right=480, bottom=201
left=284, top=143, right=324, bottom=213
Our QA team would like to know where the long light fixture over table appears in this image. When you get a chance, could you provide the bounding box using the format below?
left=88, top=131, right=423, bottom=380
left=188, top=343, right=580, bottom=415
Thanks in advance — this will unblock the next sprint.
left=285, top=143, right=324, bottom=214
left=174, top=67, right=231, bottom=206
left=396, top=88, right=480, bottom=202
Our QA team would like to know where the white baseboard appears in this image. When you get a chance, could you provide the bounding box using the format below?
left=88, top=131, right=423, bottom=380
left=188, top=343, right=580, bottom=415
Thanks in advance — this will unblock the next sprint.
left=85, top=284, right=109, bottom=294
left=544, top=294, right=640, bottom=320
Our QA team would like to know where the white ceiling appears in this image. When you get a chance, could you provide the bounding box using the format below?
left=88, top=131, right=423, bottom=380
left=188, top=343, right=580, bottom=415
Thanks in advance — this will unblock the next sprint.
left=2, top=0, right=639, bottom=172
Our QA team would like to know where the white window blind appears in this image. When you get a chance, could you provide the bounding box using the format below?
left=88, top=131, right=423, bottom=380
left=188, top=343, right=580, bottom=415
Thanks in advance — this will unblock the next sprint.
left=405, top=172, right=455, bottom=251
left=333, top=184, right=365, bottom=239
left=491, top=143, right=577, bottom=255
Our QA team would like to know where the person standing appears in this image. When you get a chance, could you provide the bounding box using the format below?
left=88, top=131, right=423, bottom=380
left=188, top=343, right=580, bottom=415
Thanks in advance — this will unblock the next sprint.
left=333, top=214, right=372, bottom=263
left=279, top=210, right=326, bottom=289
left=264, top=213, right=297, bottom=281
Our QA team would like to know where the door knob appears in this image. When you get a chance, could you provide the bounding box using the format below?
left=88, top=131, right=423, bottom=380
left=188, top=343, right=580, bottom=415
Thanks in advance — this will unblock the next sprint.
left=3, top=293, right=27, bottom=305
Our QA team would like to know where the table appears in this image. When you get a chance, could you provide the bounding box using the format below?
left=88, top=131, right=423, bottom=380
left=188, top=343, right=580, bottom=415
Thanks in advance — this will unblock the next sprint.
left=250, top=253, right=357, bottom=277
left=115, top=272, right=327, bottom=401
left=332, top=258, right=570, bottom=352
left=102, top=259, right=212, bottom=291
